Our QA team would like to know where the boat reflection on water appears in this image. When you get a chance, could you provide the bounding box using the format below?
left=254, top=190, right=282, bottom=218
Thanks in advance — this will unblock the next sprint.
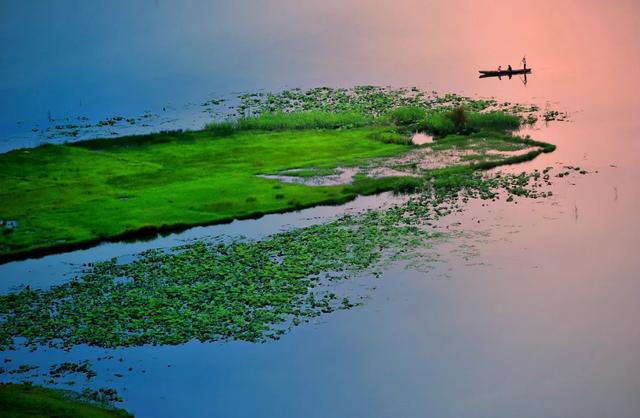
left=479, top=68, right=531, bottom=85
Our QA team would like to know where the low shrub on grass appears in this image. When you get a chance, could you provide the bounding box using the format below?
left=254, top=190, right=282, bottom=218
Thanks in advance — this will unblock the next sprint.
left=368, top=129, right=410, bottom=144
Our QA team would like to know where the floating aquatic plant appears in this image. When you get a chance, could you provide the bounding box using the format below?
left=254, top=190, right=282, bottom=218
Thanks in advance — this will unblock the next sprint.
left=0, top=169, right=560, bottom=350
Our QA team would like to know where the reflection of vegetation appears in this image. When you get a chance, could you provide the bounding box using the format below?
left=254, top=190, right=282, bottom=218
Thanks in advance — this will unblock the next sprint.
left=0, top=384, right=132, bottom=418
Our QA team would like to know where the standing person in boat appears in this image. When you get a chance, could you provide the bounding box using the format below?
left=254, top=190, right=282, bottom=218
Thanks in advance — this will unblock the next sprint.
left=507, top=64, right=513, bottom=73
left=522, top=56, right=527, bottom=70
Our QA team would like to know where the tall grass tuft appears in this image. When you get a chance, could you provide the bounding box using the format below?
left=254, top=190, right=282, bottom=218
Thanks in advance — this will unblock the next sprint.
left=422, top=108, right=520, bottom=137
left=449, top=106, right=468, bottom=132
left=206, top=121, right=236, bottom=136
left=466, top=111, right=520, bottom=131
left=206, top=111, right=373, bottom=132
left=421, top=112, right=456, bottom=136
left=387, top=106, right=426, bottom=127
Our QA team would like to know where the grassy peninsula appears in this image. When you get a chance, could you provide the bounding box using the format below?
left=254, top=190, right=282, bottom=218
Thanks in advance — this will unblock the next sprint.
left=0, top=125, right=412, bottom=262
left=0, top=87, right=552, bottom=263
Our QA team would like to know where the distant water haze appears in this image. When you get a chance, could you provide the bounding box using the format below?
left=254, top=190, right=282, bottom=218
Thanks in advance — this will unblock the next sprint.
left=1, top=0, right=639, bottom=142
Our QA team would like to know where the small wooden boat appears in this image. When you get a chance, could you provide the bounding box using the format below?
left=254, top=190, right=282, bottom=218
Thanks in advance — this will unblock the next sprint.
left=479, top=68, right=531, bottom=77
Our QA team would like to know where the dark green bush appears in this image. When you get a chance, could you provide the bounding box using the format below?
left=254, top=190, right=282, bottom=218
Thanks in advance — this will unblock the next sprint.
left=368, top=129, right=410, bottom=144
left=449, top=106, right=468, bottom=132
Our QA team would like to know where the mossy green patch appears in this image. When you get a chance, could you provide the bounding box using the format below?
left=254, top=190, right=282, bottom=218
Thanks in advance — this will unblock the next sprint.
left=0, top=127, right=410, bottom=262
left=0, top=383, right=132, bottom=418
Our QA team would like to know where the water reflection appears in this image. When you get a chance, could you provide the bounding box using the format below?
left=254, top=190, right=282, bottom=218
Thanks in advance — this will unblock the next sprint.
left=410, top=132, right=434, bottom=145
left=480, top=70, right=529, bottom=85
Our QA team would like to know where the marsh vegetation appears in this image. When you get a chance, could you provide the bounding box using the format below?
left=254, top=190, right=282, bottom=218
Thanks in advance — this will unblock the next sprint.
left=0, top=166, right=558, bottom=351
left=0, top=87, right=547, bottom=263
left=0, top=383, right=132, bottom=418
left=0, top=86, right=567, bottom=413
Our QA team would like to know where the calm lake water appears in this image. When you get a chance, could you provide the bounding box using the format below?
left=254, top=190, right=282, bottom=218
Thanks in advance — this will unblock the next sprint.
left=1, top=1, right=640, bottom=417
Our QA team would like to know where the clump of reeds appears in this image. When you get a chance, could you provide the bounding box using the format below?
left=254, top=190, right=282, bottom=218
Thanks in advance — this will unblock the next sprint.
left=206, top=111, right=373, bottom=132
left=422, top=106, right=520, bottom=137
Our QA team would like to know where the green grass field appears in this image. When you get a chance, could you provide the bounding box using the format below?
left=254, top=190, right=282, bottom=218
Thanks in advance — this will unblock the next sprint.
left=0, top=384, right=132, bottom=418
left=0, top=126, right=413, bottom=261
